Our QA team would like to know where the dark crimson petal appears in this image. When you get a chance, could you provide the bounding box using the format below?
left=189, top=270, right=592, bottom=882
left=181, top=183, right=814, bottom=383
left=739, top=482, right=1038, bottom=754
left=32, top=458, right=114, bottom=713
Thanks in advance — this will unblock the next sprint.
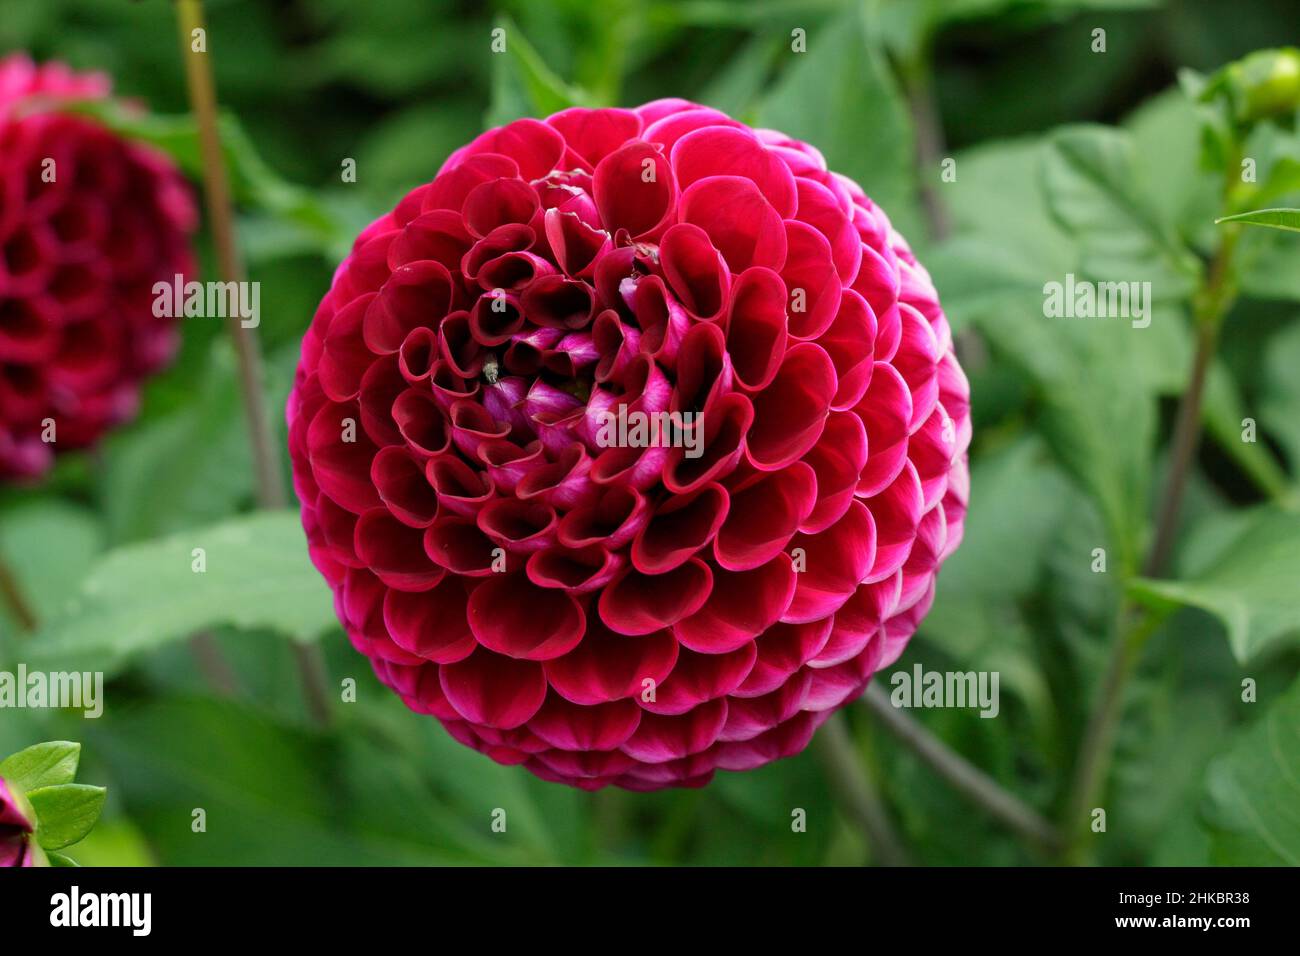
left=745, top=342, right=836, bottom=470
left=659, top=223, right=729, bottom=321
left=440, top=648, right=548, bottom=729
left=679, top=176, right=787, bottom=272
left=543, top=618, right=678, bottom=705
left=671, top=125, right=797, bottom=218
left=384, top=577, right=477, bottom=664
left=424, top=515, right=504, bottom=577
left=370, top=445, right=439, bottom=528
left=527, top=695, right=643, bottom=752
left=466, top=573, right=584, bottom=660
left=545, top=107, right=642, bottom=167
left=598, top=558, right=713, bottom=635
left=725, top=266, right=788, bottom=391
left=781, top=220, right=841, bottom=340
left=619, top=699, right=729, bottom=763
left=714, top=461, right=817, bottom=571
left=354, top=507, right=446, bottom=592
left=630, top=482, right=729, bottom=574
left=784, top=500, right=877, bottom=623
left=801, top=410, right=868, bottom=533
left=593, top=140, right=677, bottom=239
left=674, top=555, right=796, bottom=654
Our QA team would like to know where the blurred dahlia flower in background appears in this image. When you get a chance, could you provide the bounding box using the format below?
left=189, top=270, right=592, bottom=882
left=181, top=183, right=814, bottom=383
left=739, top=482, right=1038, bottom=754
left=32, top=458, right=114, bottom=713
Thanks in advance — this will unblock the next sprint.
left=288, top=100, right=970, bottom=790
left=0, top=54, right=195, bottom=480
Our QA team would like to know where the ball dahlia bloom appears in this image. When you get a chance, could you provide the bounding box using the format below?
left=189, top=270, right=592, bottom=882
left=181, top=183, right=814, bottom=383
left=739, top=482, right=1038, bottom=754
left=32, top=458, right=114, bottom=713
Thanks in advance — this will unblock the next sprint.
left=0, top=55, right=196, bottom=480
left=289, top=101, right=970, bottom=790
left=0, top=777, right=40, bottom=867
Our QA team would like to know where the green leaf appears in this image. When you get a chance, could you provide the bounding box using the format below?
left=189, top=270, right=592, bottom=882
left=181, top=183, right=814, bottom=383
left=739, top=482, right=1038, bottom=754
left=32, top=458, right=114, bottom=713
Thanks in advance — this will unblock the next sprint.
left=1203, top=674, right=1300, bottom=865
left=487, top=15, right=587, bottom=126
left=27, top=783, right=106, bottom=851
left=0, top=741, right=80, bottom=794
left=0, top=501, right=103, bottom=643
left=92, top=697, right=538, bottom=865
left=1216, top=206, right=1300, bottom=232
left=1043, top=125, right=1203, bottom=299
left=22, top=511, right=335, bottom=675
left=1129, top=507, right=1300, bottom=661
left=100, top=340, right=254, bottom=544
left=47, top=852, right=80, bottom=867
left=757, top=5, right=917, bottom=228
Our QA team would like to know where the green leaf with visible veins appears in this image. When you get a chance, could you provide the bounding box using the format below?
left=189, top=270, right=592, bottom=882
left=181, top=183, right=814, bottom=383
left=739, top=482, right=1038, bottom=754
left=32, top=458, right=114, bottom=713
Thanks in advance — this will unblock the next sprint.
left=1129, top=507, right=1300, bottom=661
left=1216, top=207, right=1300, bottom=232
left=20, top=510, right=335, bottom=676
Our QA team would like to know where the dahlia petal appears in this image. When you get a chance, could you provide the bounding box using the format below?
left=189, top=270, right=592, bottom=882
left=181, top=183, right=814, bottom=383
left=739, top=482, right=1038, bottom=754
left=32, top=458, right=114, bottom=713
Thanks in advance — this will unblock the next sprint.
left=619, top=698, right=729, bottom=763
left=784, top=500, right=876, bottom=623
left=630, top=482, right=729, bottom=574
left=674, top=554, right=796, bottom=654
left=745, top=342, right=836, bottom=470
left=354, top=507, right=446, bottom=592
left=670, top=125, right=797, bottom=218
left=593, top=140, right=677, bottom=240
left=371, top=445, right=439, bottom=528
left=734, top=617, right=835, bottom=698
left=854, top=361, right=912, bottom=497
left=725, top=266, right=788, bottom=392
left=543, top=618, right=678, bottom=705
left=801, top=410, right=868, bottom=533
left=440, top=648, right=548, bottom=729
left=466, top=573, right=584, bottom=660
left=714, top=461, right=817, bottom=571
left=528, top=695, right=643, bottom=752
left=640, top=644, right=757, bottom=716
left=384, top=577, right=477, bottom=664
left=679, top=175, right=787, bottom=272
left=659, top=223, right=729, bottom=321
left=781, top=220, right=842, bottom=340
left=598, top=558, right=713, bottom=635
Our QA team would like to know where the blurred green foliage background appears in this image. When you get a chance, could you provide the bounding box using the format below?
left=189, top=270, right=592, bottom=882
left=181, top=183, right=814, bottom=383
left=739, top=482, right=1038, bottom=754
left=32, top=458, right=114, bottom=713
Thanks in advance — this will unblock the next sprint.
left=1, top=0, right=1299, bottom=866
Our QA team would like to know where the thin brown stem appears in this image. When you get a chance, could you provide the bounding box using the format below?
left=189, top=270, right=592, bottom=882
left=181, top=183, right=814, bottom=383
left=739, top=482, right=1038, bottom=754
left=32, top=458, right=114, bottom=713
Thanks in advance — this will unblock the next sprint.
left=862, top=684, right=1061, bottom=853
left=815, top=712, right=911, bottom=866
left=904, top=61, right=952, bottom=242
left=175, top=0, right=331, bottom=724
left=0, top=552, right=38, bottom=633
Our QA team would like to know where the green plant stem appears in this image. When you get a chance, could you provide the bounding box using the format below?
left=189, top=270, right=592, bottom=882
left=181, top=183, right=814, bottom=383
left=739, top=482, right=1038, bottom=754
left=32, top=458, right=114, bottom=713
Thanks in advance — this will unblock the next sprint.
left=0, top=552, right=38, bottom=633
left=1061, top=172, right=1244, bottom=863
left=862, top=684, right=1061, bottom=853
left=176, top=0, right=331, bottom=726
left=814, top=712, right=911, bottom=866
left=1059, top=605, right=1164, bottom=862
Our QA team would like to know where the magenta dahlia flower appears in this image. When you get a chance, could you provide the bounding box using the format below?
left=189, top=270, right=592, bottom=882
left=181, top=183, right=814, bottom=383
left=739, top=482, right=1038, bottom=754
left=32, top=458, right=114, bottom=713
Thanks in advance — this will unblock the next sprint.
left=0, top=777, right=39, bottom=867
left=288, top=100, right=971, bottom=790
left=0, top=54, right=196, bottom=480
